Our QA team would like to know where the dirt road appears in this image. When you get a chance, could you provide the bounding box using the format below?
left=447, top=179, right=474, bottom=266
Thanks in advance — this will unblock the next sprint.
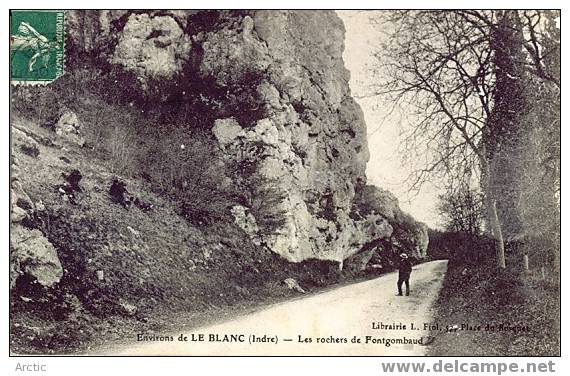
left=108, top=260, right=448, bottom=356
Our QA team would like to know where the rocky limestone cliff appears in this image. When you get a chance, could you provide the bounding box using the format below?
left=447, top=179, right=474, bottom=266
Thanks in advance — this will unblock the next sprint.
left=352, top=185, right=429, bottom=259
left=63, top=10, right=426, bottom=264
left=202, top=11, right=386, bottom=263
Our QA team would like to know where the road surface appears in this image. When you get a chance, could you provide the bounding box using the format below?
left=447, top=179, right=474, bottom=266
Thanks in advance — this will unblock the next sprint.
left=107, top=260, right=448, bottom=356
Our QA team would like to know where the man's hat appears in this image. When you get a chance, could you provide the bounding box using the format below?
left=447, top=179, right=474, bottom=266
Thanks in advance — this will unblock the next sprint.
left=400, top=253, right=408, bottom=259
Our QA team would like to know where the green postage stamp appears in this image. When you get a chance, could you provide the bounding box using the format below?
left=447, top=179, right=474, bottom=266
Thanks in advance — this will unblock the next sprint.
left=10, top=10, right=65, bottom=85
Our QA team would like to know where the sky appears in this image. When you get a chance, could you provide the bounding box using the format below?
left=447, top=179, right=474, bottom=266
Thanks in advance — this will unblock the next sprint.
left=337, top=11, right=442, bottom=228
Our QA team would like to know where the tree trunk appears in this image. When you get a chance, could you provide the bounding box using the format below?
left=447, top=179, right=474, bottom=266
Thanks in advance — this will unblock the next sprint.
left=480, top=156, right=506, bottom=269
left=487, top=198, right=506, bottom=269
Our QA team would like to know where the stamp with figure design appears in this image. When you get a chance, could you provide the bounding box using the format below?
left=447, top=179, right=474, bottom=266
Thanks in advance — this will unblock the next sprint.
left=10, top=10, right=65, bottom=85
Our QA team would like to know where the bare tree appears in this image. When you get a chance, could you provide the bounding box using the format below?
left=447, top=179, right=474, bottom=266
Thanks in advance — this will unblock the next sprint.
left=369, top=10, right=559, bottom=269
left=436, top=186, right=484, bottom=235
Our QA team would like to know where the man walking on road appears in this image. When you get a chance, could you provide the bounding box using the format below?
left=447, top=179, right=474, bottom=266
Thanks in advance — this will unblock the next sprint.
left=397, top=253, right=412, bottom=296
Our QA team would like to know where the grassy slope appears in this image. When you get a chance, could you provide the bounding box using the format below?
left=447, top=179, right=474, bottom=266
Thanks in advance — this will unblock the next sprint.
left=10, top=117, right=361, bottom=354
left=427, top=250, right=560, bottom=356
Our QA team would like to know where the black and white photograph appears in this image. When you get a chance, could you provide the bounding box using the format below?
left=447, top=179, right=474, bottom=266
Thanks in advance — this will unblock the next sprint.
left=8, top=8, right=561, bottom=359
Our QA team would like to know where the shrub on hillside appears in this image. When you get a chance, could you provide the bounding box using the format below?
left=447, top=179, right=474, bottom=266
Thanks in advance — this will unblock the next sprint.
left=223, top=139, right=288, bottom=235
left=243, top=174, right=288, bottom=235
left=139, top=129, right=234, bottom=225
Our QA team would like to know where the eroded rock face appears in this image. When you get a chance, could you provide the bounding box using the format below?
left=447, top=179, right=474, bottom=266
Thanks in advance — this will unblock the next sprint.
left=11, top=227, right=63, bottom=288
left=353, top=184, right=430, bottom=260
left=207, top=11, right=378, bottom=262
left=11, top=152, right=63, bottom=288
left=112, top=13, right=192, bottom=79
left=11, top=155, right=34, bottom=224
left=353, top=185, right=401, bottom=222
left=55, top=111, right=85, bottom=147
left=410, top=222, right=429, bottom=259
left=11, top=181, right=34, bottom=223
left=200, top=15, right=271, bottom=86
left=343, top=249, right=375, bottom=274
left=230, top=205, right=260, bottom=245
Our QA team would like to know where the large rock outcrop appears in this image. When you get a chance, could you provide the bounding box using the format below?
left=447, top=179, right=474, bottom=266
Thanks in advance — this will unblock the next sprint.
left=55, top=111, right=85, bottom=146
left=112, top=13, right=192, bottom=79
left=64, top=10, right=428, bottom=264
left=11, top=227, right=63, bottom=288
left=10, top=143, right=63, bottom=288
left=11, top=132, right=37, bottom=224
left=352, top=185, right=430, bottom=260
left=206, top=11, right=386, bottom=263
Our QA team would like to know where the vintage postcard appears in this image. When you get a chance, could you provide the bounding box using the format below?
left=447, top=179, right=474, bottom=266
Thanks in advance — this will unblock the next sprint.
left=9, top=9, right=560, bottom=357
